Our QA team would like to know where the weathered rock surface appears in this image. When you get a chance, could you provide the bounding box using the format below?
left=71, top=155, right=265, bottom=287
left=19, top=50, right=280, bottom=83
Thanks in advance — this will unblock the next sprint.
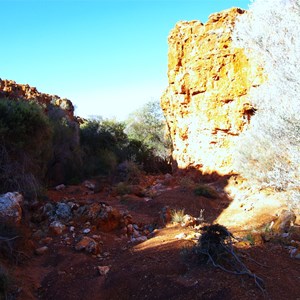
left=0, top=79, right=75, bottom=120
left=161, top=8, right=263, bottom=174
left=0, top=192, right=23, bottom=224
left=75, top=236, right=100, bottom=254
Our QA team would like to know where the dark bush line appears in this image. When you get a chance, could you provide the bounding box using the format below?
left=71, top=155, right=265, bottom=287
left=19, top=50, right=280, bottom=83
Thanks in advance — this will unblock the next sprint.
left=0, top=98, right=172, bottom=199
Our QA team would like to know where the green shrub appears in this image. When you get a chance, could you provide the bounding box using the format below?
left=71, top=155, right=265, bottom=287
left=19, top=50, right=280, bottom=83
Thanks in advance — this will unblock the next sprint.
left=115, top=182, right=132, bottom=195
left=194, top=184, right=219, bottom=199
left=0, top=98, right=52, bottom=197
left=46, top=105, right=83, bottom=185
left=125, top=100, right=172, bottom=160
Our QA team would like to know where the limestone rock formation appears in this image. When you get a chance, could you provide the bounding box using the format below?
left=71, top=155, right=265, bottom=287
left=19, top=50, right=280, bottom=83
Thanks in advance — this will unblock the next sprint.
left=161, top=8, right=263, bottom=175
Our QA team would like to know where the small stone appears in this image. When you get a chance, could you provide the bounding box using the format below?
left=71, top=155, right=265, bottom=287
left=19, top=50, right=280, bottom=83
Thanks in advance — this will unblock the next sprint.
left=175, top=233, right=186, bottom=239
left=92, top=235, right=101, bottom=240
left=84, top=181, right=95, bottom=190
left=41, top=237, right=53, bottom=244
left=35, top=246, right=49, bottom=255
left=0, top=192, right=23, bottom=224
left=273, top=210, right=296, bottom=234
left=75, top=236, right=100, bottom=255
left=49, top=221, right=66, bottom=235
left=127, top=224, right=134, bottom=235
left=135, top=236, right=147, bottom=242
left=55, top=184, right=66, bottom=191
left=83, top=228, right=91, bottom=234
left=133, top=229, right=141, bottom=238
left=70, top=226, right=75, bottom=232
left=97, top=266, right=110, bottom=276
left=55, top=202, right=72, bottom=220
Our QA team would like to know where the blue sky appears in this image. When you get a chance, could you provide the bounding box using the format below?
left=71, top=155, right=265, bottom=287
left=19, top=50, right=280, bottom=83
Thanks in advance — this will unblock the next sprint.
left=1, top=0, right=250, bottom=120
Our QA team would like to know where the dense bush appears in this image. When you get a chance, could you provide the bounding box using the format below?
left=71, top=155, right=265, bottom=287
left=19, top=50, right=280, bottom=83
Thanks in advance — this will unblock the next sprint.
left=0, top=96, right=172, bottom=197
left=232, top=0, right=300, bottom=211
left=125, top=100, right=172, bottom=160
left=80, top=115, right=171, bottom=178
left=0, top=98, right=52, bottom=197
left=80, top=118, right=126, bottom=176
left=46, top=105, right=82, bottom=184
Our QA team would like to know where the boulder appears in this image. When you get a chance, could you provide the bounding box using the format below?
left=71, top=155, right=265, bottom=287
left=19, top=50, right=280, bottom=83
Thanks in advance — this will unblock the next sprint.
left=0, top=192, right=23, bottom=224
left=49, top=220, right=66, bottom=235
left=75, top=236, right=100, bottom=255
left=272, top=210, right=296, bottom=234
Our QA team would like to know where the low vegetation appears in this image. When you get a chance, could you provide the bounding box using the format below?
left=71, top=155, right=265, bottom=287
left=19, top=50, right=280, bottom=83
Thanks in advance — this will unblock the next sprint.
left=0, top=98, right=172, bottom=199
left=194, top=184, right=219, bottom=199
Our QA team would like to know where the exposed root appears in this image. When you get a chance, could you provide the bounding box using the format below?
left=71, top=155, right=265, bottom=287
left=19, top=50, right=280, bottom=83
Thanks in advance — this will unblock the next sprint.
left=194, top=224, right=266, bottom=294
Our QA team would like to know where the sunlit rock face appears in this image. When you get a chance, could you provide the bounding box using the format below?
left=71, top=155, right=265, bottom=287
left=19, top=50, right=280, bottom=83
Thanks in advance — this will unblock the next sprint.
left=161, top=8, right=263, bottom=175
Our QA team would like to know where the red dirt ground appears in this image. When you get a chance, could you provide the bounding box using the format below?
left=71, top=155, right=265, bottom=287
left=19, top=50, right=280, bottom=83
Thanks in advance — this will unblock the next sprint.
left=5, top=175, right=300, bottom=300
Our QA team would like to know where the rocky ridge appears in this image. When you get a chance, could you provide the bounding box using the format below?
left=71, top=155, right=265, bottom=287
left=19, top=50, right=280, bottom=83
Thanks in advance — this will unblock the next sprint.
left=161, top=7, right=264, bottom=175
left=0, top=79, right=75, bottom=120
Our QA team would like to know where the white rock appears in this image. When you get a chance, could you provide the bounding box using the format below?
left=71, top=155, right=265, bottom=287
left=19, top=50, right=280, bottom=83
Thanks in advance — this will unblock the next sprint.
left=0, top=192, right=23, bottom=224
left=49, top=220, right=66, bottom=235
left=175, top=233, right=187, bottom=240
left=35, top=246, right=49, bottom=255
left=55, top=184, right=66, bottom=191
left=97, top=266, right=110, bottom=276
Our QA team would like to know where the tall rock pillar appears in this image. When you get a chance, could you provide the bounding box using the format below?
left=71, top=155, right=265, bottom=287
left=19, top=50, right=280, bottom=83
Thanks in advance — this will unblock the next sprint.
left=161, top=8, right=263, bottom=175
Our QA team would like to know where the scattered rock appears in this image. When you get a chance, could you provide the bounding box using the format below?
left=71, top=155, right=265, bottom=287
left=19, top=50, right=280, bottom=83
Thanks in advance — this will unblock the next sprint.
left=175, top=233, right=187, bottom=240
left=55, top=202, right=72, bottom=220
left=273, top=210, right=296, bottom=234
left=83, top=228, right=91, bottom=234
left=97, top=266, right=110, bottom=276
left=84, top=181, right=95, bottom=190
left=55, top=184, right=66, bottom=191
left=75, top=236, right=100, bottom=255
left=49, top=220, right=66, bottom=235
left=35, top=246, right=49, bottom=256
left=130, top=236, right=147, bottom=243
left=0, top=192, right=23, bottom=224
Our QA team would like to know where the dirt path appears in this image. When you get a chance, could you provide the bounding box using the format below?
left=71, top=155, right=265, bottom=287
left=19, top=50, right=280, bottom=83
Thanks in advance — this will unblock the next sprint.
left=7, top=176, right=300, bottom=300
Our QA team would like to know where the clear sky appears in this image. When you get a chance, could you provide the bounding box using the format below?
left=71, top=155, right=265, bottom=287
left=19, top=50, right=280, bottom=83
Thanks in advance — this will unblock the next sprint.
left=1, top=0, right=251, bottom=120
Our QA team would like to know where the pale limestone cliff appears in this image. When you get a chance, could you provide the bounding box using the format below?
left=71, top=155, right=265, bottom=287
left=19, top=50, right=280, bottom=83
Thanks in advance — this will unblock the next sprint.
left=161, top=8, right=263, bottom=175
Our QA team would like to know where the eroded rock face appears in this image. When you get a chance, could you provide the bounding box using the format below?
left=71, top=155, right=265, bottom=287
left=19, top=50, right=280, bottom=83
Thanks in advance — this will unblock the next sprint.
left=0, top=79, right=75, bottom=120
left=161, top=8, right=263, bottom=175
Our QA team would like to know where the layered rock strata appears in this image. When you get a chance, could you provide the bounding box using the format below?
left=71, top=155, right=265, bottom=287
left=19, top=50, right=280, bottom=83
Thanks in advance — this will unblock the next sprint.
left=161, top=8, right=263, bottom=175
